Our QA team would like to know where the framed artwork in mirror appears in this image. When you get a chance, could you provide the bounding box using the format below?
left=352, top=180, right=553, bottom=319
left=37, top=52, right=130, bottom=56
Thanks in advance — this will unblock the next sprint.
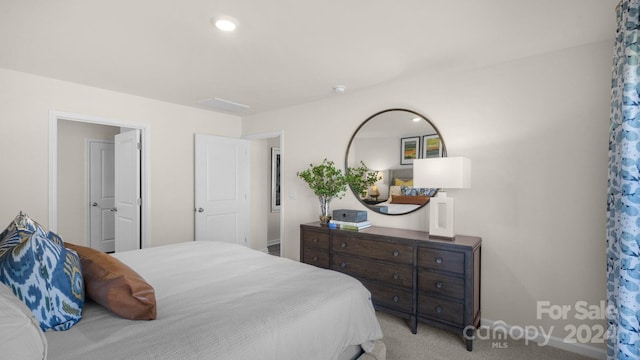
left=422, top=134, right=442, bottom=158
left=271, top=147, right=281, bottom=212
left=400, top=136, right=420, bottom=165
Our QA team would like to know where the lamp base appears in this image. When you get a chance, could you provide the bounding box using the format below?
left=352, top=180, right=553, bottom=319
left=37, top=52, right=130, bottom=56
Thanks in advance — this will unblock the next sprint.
left=429, top=192, right=455, bottom=238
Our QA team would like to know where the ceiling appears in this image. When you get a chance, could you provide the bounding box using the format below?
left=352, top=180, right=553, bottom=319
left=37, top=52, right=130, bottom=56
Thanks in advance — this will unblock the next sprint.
left=0, top=0, right=617, bottom=115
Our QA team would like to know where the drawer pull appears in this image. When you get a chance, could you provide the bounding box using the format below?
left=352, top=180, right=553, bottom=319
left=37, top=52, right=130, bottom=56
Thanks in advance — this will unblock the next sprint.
left=341, top=242, right=347, bottom=248
left=393, top=273, right=400, bottom=280
left=435, top=256, right=443, bottom=264
left=392, top=250, right=399, bottom=257
left=435, top=281, right=443, bottom=289
left=340, top=262, right=347, bottom=268
left=313, top=237, right=319, bottom=243
left=313, top=256, right=319, bottom=262
left=435, top=305, right=443, bottom=313
left=392, top=295, right=400, bottom=303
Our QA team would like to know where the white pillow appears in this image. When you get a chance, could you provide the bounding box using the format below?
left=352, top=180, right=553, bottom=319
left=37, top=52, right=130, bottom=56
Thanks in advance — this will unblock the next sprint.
left=0, top=282, right=47, bottom=360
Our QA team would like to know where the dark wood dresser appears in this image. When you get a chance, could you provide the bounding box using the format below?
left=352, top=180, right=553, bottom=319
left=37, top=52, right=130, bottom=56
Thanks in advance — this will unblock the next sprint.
left=300, top=222, right=481, bottom=351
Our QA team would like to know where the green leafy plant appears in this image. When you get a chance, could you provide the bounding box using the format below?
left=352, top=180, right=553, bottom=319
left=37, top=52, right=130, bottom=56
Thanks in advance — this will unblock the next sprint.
left=297, top=159, right=379, bottom=199
left=345, top=161, right=380, bottom=197
left=297, top=159, right=348, bottom=199
left=298, top=159, right=380, bottom=223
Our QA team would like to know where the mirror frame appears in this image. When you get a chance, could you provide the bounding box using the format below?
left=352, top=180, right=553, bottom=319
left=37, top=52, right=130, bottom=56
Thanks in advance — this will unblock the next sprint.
left=345, top=108, right=448, bottom=215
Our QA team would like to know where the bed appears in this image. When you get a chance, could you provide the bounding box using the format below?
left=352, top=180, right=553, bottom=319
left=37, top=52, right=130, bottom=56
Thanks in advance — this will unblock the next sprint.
left=369, top=168, right=435, bottom=214
left=0, top=213, right=385, bottom=360
left=40, top=241, right=384, bottom=360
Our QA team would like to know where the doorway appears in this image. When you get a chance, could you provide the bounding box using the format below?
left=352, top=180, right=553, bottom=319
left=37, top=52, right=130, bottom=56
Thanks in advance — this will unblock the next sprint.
left=244, top=131, right=283, bottom=256
left=48, top=111, right=150, bottom=250
left=194, top=134, right=250, bottom=246
left=87, top=138, right=116, bottom=252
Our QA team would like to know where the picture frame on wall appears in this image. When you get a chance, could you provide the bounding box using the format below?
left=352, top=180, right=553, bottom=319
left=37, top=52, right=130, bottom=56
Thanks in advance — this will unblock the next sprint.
left=400, top=136, right=420, bottom=165
left=271, top=147, right=281, bottom=212
left=422, top=134, right=442, bottom=158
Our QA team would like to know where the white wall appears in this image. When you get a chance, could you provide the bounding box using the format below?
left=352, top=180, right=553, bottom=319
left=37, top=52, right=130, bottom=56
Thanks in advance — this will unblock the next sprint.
left=249, top=138, right=269, bottom=251
left=242, top=41, right=611, bottom=353
left=352, top=137, right=399, bottom=175
left=57, top=120, right=119, bottom=246
left=0, top=68, right=241, bottom=247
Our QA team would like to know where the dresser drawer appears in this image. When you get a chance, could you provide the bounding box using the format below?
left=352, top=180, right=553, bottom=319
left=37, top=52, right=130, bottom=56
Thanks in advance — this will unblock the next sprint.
left=362, top=280, right=413, bottom=313
left=302, top=229, right=330, bottom=250
left=302, top=248, right=329, bottom=269
left=333, top=253, right=413, bottom=288
left=332, top=235, right=413, bottom=264
left=418, top=270, right=464, bottom=299
left=418, top=294, right=463, bottom=326
left=418, top=248, right=464, bottom=274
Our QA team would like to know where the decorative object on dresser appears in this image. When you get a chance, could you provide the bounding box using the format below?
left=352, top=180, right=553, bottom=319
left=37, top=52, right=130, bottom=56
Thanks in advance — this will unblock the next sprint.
left=330, top=209, right=370, bottom=230
left=333, top=209, right=367, bottom=223
left=413, top=157, right=471, bottom=238
left=345, top=108, right=448, bottom=216
left=297, top=159, right=378, bottom=225
left=300, top=222, right=481, bottom=351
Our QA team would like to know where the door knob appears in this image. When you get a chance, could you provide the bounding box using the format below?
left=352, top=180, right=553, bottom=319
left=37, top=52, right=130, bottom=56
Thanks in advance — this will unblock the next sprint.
left=92, top=202, right=98, bottom=207
left=197, top=208, right=204, bottom=213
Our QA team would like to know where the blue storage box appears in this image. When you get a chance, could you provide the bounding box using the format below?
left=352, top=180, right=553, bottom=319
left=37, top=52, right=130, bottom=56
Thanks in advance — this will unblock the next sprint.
left=332, top=209, right=367, bottom=222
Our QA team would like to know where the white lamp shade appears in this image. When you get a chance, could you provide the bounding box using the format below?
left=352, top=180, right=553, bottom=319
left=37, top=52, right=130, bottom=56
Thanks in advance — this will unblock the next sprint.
left=413, top=157, right=471, bottom=189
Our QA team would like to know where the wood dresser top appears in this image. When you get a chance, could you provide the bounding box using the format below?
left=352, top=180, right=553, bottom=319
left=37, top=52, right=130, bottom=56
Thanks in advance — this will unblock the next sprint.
left=301, top=222, right=481, bottom=248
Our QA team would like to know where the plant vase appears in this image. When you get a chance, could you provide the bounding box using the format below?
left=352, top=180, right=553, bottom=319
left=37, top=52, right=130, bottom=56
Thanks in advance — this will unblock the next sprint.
left=318, top=195, right=333, bottom=225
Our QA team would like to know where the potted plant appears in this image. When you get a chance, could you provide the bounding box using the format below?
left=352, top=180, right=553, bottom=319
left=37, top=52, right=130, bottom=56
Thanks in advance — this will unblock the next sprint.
left=345, top=161, right=380, bottom=199
left=298, top=159, right=378, bottom=224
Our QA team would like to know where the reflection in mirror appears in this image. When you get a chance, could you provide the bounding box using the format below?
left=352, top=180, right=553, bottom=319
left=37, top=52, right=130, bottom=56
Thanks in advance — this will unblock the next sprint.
left=345, top=109, right=447, bottom=215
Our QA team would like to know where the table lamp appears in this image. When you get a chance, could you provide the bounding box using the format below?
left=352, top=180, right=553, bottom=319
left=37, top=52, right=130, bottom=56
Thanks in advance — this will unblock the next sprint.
left=413, top=157, right=471, bottom=238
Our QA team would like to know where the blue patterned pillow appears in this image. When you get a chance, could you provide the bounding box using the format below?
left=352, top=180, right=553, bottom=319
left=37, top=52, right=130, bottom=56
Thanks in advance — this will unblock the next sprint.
left=0, top=226, right=84, bottom=331
left=400, top=186, right=437, bottom=197
left=0, top=212, right=42, bottom=258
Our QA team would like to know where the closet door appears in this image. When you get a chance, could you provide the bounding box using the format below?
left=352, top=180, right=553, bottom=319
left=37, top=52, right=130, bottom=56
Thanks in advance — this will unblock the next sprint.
left=194, top=134, right=250, bottom=246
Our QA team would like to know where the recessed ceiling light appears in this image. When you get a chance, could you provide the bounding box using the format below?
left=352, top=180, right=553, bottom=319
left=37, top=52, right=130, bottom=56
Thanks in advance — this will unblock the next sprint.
left=333, top=85, right=347, bottom=93
left=212, top=16, right=237, bottom=32
left=412, top=117, right=422, bottom=122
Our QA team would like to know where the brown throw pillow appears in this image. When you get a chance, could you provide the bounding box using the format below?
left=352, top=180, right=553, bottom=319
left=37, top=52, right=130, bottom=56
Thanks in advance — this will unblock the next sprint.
left=64, top=243, right=156, bottom=320
left=390, top=195, right=430, bottom=205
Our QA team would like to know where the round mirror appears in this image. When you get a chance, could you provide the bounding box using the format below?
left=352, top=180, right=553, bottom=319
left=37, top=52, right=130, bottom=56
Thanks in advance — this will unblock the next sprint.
left=345, top=108, right=447, bottom=215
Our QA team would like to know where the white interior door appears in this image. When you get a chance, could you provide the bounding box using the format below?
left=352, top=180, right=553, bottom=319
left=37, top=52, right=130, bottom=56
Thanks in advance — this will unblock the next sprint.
left=115, top=130, right=141, bottom=252
left=195, top=134, right=250, bottom=245
left=88, top=140, right=115, bottom=252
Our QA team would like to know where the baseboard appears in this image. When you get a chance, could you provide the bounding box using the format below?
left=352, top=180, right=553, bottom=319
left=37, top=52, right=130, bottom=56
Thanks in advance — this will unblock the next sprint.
left=267, top=239, right=280, bottom=246
left=480, top=318, right=607, bottom=360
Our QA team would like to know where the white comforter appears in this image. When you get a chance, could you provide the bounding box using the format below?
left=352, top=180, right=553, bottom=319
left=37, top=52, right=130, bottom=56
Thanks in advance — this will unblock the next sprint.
left=45, top=241, right=383, bottom=360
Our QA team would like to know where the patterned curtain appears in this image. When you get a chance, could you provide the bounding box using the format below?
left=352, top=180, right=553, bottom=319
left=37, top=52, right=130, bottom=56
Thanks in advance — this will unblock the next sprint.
left=607, top=1, right=640, bottom=359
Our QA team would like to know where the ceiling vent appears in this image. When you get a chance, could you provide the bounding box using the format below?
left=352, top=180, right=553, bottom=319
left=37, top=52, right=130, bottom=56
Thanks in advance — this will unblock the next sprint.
left=197, top=97, right=250, bottom=113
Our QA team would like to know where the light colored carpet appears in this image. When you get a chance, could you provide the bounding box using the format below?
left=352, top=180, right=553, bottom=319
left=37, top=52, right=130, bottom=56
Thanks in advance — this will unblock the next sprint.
left=376, top=311, right=597, bottom=360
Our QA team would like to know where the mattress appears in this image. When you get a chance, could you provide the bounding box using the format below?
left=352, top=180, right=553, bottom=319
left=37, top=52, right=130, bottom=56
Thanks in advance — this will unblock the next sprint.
left=44, top=241, right=383, bottom=360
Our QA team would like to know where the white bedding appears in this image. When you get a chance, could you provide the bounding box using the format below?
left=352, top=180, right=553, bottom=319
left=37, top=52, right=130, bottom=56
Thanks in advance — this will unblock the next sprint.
left=44, top=241, right=383, bottom=360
